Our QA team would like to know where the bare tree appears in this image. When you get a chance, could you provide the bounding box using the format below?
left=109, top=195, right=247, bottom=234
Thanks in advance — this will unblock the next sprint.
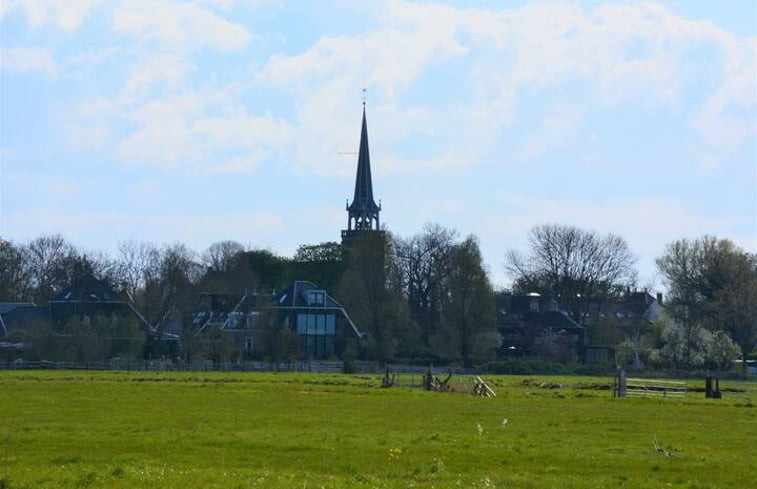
left=0, top=238, right=32, bottom=301
left=202, top=240, right=245, bottom=273
left=395, top=223, right=458, bottom=350
left=21, top=234, right=106, bottom=303
left=114, top=241, right=161, bottom=300
left=505, top=224, right=637, bottom=323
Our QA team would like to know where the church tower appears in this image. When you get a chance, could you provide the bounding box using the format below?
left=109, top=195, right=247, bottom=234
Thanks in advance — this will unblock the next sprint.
left=341, top=103, right=383, bottom=247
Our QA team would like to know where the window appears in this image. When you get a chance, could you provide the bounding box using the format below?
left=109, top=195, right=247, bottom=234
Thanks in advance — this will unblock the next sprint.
left=297, top=314, right=307, bottom=334
left=295, top=314, right=336, bottom=336
left=307, top=314, right=316, bottom=334
left=228, top=312, right=244, bottom=329
left=307, top=291, right=326, bottom=306
left=316, top=314, right=325, bottom=335
left=247, top=311, right=260, bottom=328
left=326, top=315, right=335, bottom=335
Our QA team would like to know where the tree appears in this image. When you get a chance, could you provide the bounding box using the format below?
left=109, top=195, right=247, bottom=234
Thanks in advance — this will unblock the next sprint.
left=505, top=224, right=637, bottom=323
left=232, top=249, right=290, bottom=291
left=656, top=236, right=757, bottom=374
left=441, top=236, right=497, bottom=367
left=395, top=223, right=458, bottom=352
left=0, top=238, right=31, bottom=301
left=338, top=232, right=411, bottom=362
left=23, top=234, right=80, bottom=303
left=114, top=241, right=161, bottom=301
left=292, top=242, right=347, bottom=292
left=201, top=240, right=245, bottom=273
left=138, top=243, right=201, bottom=358
left=646, top=314, right=740, bottom=372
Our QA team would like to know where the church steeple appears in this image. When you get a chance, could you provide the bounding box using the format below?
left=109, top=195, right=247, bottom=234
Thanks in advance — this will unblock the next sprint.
left=345, top=103, right=381, bottom=233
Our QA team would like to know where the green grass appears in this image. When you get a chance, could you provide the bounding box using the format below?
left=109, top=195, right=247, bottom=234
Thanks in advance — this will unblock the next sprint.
left=1, top=371, right=755, bottom=488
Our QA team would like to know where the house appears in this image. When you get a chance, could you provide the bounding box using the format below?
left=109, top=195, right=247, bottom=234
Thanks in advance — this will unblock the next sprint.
left=0, top=302, right=44, bottom=338
left=0, top=302, right=46, bottom=359
left=1, top=275, right=177, bottom=361
left=581, top=290, right=663, bottom=365
left=276, top=281, right=361, bottom=359
left=496, top=293, right=584, bottom=362
left=496, top=290, right=665, bottom=364
left=190, top=281, right=361, bottom=360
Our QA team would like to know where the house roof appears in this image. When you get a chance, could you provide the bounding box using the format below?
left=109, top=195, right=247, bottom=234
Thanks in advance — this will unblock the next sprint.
left=275, top=280, right=345, bottom=309
left=496, top=291, right=663, bottom=324
left=0, top=304, right=50, bottom=338
left=0, top=302, right=35, bottom=337
left=0, top=302, right=36, bottom=314
left=50, top=275, right=123, bottom=303
left=523, top=310, right=583, bottom=332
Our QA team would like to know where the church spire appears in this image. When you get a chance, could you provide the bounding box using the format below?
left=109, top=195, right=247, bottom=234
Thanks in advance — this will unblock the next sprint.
left=345, top=103, right=381, bottom=233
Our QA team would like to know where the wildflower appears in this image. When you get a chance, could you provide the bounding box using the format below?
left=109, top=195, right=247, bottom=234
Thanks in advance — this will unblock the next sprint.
left=388, top=447, right=403, bottom=461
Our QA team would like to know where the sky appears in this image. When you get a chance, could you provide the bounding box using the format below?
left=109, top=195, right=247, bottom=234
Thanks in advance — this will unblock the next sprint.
left=1, top=0, right=755, bottom=290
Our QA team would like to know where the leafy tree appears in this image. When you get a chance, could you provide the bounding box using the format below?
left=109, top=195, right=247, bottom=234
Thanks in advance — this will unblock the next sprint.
left=440, top=236, right=497, bottom=367
left=232, top=249, right=290, bottom=291
left=339, top=232, right=411, bottom=362
left=292, top=242, right=347, bottom=292
left=656, top=236, right=756, bottom=374
left=505, top=224, right=637, bottom=323
left=646, top=314, right=741, bottom=371
left=705, top=330, right=741, bottom=371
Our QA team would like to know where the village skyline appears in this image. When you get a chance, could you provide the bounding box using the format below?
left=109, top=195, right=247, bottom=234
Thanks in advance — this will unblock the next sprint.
left=1, top=0, right=755, bottom=288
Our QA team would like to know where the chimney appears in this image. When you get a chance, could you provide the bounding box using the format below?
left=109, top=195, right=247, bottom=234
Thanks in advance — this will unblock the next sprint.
left=656, top=292, right=663, bottom=305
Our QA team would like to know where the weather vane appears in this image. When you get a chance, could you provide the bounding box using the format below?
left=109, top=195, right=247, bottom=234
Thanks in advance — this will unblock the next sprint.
left=362, top=88, right=366, bottom=107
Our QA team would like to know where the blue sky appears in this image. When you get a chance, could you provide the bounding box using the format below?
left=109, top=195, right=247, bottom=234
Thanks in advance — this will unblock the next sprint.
left=1, top=0, right=755, bottom=289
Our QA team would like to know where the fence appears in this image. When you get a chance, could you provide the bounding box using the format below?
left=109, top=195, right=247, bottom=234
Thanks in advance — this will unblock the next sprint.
left=613, top=369, right=686, bottom=398
left=0, top=360, right=358, bottom=373
left=381, top=367, right=496, bottom=397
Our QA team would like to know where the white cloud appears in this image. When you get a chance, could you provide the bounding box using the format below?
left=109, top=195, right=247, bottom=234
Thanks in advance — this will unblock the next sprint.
left=0, top=0, right=102, bottom=31
left=0, top=47, right=57, bottom=76
left=3, top=207, right=286, bottom=253
left=46, top=0, right=755, bottom=181
left=256, top=0, right=756, bottom=179
left=112, top=0, right=251, bottom=50
left=691, top=36, right=757, bottom=147
left=123, top=53, right=194, bottom=99
left=110, top=88, right=294, bottom=173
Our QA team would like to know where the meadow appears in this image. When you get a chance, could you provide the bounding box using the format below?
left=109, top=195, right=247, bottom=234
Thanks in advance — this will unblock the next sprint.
left=1, top=371, right=755, bottom=489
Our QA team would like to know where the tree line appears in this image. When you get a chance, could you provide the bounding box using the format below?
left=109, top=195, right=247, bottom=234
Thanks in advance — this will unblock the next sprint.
left=1, top=224, right=754, bottom=371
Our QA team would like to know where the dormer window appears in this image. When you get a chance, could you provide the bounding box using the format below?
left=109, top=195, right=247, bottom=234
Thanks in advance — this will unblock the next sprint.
left=307, top=291, right=326, bottom=306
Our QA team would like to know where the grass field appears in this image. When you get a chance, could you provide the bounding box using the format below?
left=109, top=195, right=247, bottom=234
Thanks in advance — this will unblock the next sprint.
left=1, top=371, right=755, bottom=488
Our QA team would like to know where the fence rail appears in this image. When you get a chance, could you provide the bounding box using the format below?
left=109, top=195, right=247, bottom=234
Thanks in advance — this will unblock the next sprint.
left=0, top=360, right=356, bottom=373
left=613, top=369, right=688, bottom=398
left=625, top=378, right=687, bottom=397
